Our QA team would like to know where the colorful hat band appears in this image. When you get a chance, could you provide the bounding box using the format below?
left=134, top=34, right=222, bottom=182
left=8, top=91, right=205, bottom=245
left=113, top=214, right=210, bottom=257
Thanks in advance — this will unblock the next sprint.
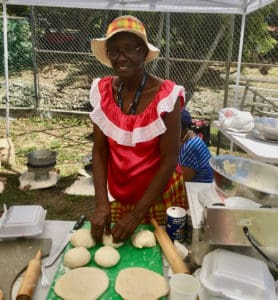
left=106, top=17, right=146, bottom=37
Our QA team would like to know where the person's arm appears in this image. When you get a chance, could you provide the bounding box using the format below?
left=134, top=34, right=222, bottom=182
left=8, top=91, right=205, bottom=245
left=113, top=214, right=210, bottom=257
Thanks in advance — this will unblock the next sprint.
left=90, top=123, right=111, bottom=243
left=180, top=166, right=196, bottom=182
left=111, top=98, right=182, bottom=242
left=178, top=136, right=198, bottom=182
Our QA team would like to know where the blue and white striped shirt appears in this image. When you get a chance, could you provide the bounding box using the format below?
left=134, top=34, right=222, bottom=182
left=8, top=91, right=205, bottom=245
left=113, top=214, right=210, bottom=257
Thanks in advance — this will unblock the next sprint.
left=178, top=136, right=213, bottom=183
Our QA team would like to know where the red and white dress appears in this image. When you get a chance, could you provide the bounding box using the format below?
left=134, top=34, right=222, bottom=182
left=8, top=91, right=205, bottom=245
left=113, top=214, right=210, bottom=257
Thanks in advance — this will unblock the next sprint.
left=89, top=76, right=187, bottom=224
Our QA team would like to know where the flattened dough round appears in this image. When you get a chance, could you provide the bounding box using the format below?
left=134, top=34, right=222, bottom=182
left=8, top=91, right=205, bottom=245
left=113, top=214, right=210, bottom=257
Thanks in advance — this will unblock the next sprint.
left=63, top=247, right=91, bottom=268
left=115, top=267, right=169, bottom=299
left=54, top=267, right=109, bottom=300
left=94, top=245, right=120, bottom=268
left=131, top=230, right=156, bottom=248
left=70, top=228, right=95, bottom=248
left=102, top=233, right=124, bottom=248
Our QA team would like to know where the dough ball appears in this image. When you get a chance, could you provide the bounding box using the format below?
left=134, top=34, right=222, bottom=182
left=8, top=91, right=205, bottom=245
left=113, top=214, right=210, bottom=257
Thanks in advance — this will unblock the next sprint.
left=54, top=267, right=109, bottom=300
left=115, top=267, right=169, bottom=299
left=94, top=245, right=120, bottom=268
left=63, top=247, right=91, bottom=269
left=70, top=228, right=95, bottom=248
left=102, top=233, right=124, bottom=248
left=132, top=230, right=156, bottom=248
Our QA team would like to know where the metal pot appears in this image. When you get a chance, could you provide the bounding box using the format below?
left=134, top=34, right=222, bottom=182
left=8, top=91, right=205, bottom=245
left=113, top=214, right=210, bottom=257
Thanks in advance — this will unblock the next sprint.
left=210, top=155, right=278, bottom=207
left=27, top=150, right=57, bottom=167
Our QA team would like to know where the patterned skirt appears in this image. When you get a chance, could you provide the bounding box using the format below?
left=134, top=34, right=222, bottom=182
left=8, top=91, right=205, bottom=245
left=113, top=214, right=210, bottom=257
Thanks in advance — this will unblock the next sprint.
left=110, top=171, right=187, bottom=225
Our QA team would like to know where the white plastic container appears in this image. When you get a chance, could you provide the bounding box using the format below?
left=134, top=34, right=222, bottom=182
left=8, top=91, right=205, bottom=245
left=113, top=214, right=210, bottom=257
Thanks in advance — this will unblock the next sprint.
left=169, top=273, right=201, bottom=300
left=0, top=205, right=46, bottom=238
left=199, top=249, right=276, bottom=300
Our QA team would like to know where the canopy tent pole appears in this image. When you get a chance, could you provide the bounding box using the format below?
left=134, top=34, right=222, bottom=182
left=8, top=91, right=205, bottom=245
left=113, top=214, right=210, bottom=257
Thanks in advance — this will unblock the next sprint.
left=2, top=0, right=10, bottom=137
left=230, top=0, right=247, bottom=153
left=216, top=15, right=235, bottom=155
left=233, top=1, right=247, bottom=108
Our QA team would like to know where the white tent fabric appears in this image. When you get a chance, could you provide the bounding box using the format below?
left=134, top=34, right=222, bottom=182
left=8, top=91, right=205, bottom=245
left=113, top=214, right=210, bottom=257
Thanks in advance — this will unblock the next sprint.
left=1, top=0, right=276, bottom=136
left=4, top=0, right=276, bottom=15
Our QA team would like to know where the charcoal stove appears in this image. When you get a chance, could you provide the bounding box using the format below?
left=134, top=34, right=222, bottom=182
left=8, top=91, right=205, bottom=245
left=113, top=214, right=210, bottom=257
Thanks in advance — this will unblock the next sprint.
left=19, top=150, right=59, bottom=190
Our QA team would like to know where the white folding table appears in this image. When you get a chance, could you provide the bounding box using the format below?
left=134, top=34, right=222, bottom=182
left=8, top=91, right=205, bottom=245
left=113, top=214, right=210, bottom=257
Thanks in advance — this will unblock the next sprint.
left=213, top=121, right=278, bottom=165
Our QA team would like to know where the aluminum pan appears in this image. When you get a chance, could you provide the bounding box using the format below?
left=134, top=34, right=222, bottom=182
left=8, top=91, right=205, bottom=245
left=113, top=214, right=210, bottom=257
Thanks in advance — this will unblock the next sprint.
left=210, top=155, right=278, bottom=206
left=254, top=117, right=278, bottom=141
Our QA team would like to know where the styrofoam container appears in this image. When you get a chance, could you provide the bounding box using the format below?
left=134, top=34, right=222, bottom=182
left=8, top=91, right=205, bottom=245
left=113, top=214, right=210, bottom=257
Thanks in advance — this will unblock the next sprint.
left=199, top=249, right=276, bottom=300
left=0, top=205, right=46, bottom=238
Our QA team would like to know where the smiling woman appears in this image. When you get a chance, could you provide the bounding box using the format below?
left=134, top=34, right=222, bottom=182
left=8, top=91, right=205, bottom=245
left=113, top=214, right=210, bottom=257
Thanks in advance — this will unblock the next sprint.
left=89, top=15, right=187, bottom=244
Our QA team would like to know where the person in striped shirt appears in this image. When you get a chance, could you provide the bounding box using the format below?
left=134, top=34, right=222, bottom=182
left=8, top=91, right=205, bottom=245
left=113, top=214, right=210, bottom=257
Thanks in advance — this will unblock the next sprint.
left=178, top=109, right=214, bottom=183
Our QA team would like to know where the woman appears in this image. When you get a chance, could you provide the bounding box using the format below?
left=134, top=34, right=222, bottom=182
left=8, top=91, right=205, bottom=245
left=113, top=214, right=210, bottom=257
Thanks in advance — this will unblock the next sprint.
left=178, top=109, right=214, bottom=183
left=89, top=15, right=186, bottom=243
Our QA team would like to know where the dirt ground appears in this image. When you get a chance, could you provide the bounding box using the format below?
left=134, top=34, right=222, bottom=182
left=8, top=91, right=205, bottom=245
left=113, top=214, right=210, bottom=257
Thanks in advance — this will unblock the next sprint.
left=0, top=114, right=96, bottom=172
left=0, top=115, right=96, bottom=221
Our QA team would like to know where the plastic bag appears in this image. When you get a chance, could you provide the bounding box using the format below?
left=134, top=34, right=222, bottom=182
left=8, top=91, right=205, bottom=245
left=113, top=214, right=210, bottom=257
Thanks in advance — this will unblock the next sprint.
left=218, top=107, right=254, bottom=132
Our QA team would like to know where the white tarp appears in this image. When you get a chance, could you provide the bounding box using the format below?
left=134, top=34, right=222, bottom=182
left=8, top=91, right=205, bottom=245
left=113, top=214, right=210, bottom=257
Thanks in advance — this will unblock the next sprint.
left=3, top=0, right=276, bottom=15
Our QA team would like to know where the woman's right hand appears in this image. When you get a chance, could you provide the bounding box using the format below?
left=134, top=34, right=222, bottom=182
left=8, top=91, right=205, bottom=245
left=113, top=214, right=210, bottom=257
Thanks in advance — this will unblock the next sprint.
left=90, top=204, right=111, bottom=244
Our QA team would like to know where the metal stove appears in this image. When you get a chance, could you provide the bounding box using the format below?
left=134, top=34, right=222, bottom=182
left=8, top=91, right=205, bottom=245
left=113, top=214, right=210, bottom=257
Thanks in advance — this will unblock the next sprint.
left=27, top=162, right=56, bottom=181
left=19, top=150, right=59, bottom=190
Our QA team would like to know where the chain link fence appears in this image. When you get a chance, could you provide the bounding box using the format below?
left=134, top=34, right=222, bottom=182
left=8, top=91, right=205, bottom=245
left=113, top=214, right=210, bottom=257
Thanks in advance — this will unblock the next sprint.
left=1, top=4, right=277, bottom=118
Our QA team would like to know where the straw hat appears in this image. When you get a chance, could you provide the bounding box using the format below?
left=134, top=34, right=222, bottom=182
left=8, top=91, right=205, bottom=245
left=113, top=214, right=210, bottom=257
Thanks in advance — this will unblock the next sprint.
left=91, top=15, right=160, bottom=68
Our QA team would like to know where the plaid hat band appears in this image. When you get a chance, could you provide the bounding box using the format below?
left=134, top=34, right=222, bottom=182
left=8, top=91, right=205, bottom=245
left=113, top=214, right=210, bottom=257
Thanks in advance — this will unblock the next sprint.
left=106, top=16, right=146, bottom=37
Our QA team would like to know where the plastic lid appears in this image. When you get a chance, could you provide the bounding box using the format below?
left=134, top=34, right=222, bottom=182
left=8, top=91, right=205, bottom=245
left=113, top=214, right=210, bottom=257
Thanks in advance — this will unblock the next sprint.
left=166, top=207, right=186, bottom=218
left=199, top=249, right=276, bottom=300
left=0, top=205, right=46, bottom=238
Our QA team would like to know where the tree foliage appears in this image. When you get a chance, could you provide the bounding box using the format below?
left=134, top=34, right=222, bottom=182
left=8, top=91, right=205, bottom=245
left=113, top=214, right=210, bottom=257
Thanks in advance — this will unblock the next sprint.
left=0, top=17, right=32, bottom=74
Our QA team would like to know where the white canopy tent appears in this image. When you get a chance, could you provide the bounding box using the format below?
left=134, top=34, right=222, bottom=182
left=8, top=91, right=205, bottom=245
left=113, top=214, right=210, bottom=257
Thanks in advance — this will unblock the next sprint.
left=1, top=0, right=276, bottom=135
left=3, top=0, right=276, bottom=14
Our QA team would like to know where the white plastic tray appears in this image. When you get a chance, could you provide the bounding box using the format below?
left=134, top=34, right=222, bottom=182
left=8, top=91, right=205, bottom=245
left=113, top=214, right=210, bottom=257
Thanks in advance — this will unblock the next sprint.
left=0, top=205, right=46, bottom=238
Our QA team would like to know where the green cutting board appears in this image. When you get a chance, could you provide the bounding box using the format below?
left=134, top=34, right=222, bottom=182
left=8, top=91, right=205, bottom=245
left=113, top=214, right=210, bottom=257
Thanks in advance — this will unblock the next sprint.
left=47, top=223, right=165, bottom=299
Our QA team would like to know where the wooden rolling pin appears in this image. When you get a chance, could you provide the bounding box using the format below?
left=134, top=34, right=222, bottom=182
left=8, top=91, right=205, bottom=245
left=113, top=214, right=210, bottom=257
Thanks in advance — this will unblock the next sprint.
left=16, top=249, right=42, bottom=300
left=151, top=218, right=190, bottom=274
left=0, top=289, right=4, bottom=300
